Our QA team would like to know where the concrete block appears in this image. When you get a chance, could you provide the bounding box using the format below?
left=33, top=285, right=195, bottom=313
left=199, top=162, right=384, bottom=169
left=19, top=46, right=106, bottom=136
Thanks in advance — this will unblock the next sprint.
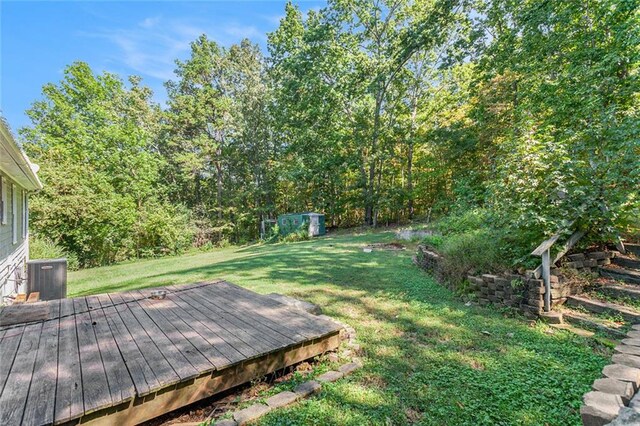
left=602, top=364, right=640, bottom=391
left=215, top=420, right=238, bottom=426
left=234, top=404, right=271, bottom=425
left=615, top=345, right=640, bottom=357
left=581, top=391, right=624, bottom=425
left=317, top=371, right=344, bottom=383
left=481, top=274, right=497, bottom=283
left=293, top=380, right=321, bottom=397
left=568, top=253, right=586, bottom=261
left=622, top=338, right=640, bottom=347
left=592, top=378, right=634, bottom=404
left=588, top=252, right=609, bottom=260
left=338, top=361, right=362, bottom=376
left=612, top=354, right=640, bottom=369
left=539, top=311, right=563, bottom=324
left=265, top=391, right=300, bottom=409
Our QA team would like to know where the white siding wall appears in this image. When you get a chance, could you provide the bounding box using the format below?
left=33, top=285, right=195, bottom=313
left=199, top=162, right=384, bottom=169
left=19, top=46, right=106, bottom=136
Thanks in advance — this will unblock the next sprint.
left=0, top=172, right=28, bottom=301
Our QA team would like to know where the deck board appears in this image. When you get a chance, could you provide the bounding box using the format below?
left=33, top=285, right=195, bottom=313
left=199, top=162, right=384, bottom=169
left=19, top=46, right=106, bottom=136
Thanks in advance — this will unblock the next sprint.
left=55, top=301, right=84, bottom=423
left=86, top=296, right=136, bottom=405
left=74, top=298, right=112, bottom=414
left=107, top=293, right=180, bottom=392
left=0, top=322, right=42, bottom=425
left=0, top=281, right=342, bottom=425
left=187, top=286, right=287, bottom=353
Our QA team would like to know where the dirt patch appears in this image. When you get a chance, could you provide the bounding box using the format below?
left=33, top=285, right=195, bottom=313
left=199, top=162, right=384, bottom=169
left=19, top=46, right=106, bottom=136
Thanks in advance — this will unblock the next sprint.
left=364, top=242, right=406, bottom=251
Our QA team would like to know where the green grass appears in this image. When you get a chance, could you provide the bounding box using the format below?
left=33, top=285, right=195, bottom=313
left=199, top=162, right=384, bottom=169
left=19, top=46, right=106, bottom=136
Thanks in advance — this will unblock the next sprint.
left=69, top=229, right=610, bottom=425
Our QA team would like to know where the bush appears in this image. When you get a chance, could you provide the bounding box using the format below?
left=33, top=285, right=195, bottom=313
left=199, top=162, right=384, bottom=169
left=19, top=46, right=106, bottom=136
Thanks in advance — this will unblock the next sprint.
left=130, top=201, right=195, bottom=258
left=434, top=208, right=489, bottom=235
left=29, top=235, right=79, bottom=270
left=438, top=229, right=506, bottom=285
left=281, top=228, right=310, bottom=243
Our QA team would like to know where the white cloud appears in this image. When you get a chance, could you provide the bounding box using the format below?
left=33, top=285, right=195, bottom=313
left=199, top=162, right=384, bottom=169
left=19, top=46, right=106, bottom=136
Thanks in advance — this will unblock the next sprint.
left=81, top=16, right=267, bottom=84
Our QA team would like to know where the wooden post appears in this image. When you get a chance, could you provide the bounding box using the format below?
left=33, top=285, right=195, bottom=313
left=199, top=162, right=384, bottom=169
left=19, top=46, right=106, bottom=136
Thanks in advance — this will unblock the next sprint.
left=542, top=249, right=551, bottom=312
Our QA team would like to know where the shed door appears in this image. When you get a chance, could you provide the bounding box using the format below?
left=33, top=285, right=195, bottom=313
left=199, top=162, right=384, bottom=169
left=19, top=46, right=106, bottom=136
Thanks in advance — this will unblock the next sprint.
left=309, top=215, right=319, bottom=236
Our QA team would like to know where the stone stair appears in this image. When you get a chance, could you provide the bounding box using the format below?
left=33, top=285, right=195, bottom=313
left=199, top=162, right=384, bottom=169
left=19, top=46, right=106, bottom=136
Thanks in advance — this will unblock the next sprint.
left=566, top=295, right=640, bottom=323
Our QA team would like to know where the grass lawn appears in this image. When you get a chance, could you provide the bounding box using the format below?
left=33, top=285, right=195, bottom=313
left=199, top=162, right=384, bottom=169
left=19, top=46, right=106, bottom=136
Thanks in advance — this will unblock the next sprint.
left=69, top=230, right=609, bottom=425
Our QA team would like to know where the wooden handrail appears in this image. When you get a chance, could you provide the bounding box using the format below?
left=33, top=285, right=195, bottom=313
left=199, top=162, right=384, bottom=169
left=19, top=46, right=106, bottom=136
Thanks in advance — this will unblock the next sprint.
left=530, top=228, right=585, bottom=312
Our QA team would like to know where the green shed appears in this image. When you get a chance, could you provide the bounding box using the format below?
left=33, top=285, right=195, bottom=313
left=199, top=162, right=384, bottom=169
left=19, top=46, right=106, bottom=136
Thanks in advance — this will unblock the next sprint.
left=277, top=212, right=326, bottom=237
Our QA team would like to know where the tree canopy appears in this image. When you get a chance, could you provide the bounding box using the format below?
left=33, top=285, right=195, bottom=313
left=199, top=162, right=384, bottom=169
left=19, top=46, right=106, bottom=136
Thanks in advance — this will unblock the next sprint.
left=21, top=0, right=640, bottom=266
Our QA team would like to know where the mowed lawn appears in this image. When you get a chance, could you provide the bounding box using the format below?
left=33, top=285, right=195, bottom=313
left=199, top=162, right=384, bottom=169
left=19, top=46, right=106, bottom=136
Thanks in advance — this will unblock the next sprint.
left=69, top=230, right=609, bottom=425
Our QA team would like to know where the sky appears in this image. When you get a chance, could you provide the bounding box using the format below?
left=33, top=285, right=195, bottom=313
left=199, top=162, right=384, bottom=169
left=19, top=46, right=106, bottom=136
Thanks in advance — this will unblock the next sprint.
left=0, top=0, right=325, bottom=131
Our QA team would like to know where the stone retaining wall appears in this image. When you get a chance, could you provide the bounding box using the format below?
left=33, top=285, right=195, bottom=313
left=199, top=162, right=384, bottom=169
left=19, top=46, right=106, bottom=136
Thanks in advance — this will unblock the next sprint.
left=580, top=325, right=640, bottom=426
left=560, top=251, right=618, bottom=272
left=414, top=245, right=604, bottom=317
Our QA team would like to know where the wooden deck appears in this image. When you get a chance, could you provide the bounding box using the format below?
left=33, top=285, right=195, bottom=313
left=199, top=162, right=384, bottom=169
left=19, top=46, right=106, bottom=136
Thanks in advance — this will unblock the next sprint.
left=0, top=281, right=342, bottom=425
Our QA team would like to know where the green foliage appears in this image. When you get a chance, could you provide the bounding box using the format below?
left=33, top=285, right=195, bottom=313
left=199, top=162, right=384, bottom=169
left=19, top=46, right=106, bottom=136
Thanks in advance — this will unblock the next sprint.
left=438, top=229, right=506, bottom=284
left=19, top=0, right=639, bottom=269
left=29, top=234, right=79, bottom=270
left=22, top=62, right=193, bottom=266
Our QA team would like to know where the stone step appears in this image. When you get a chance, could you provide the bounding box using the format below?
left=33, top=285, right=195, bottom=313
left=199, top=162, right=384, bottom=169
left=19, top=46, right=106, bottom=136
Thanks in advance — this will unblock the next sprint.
left=562, top=311, right=628, bottom=339
left=600, top=267, right=640, bottom=285
left=625, top=244, right=640, bottom=258
left=612, top=255, right=640, bottom=271
left=600, top=284, right=640, bottom=301
left=566, top=295, right=640, bottom=323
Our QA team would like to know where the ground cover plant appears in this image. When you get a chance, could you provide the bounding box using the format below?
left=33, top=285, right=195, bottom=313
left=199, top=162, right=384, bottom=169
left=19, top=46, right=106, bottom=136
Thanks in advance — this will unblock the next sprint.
left=69, top=229, right=610, bottom=425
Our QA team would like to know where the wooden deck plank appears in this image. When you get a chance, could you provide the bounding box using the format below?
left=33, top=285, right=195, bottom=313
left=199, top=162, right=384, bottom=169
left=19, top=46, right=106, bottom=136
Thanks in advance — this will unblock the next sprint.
left=0, top=281, right=343, bottom=426
left=95, top=294, right=158, bottom=396
left=55, top=301, right=84, bottom=423
left=0, top=322, right=42, bottom=425
left=198, top=284, right=305, bottom=346
left=187, top=285, right=296, bottom=350
left=22, top=317, right=59, bottom=426
left=22, top=300, right=60, bottom=425
left=73, top=298, right=112, bottom=414
left=167, top=296, right=245, bottom=365
left=86, top=296, right=136, bottom=405
left=172, top=291, right=272, bottom=357
left=0, top=326, right=23, bottom=396
left=134, top=294, right=216, bottom=373
left=112, top=293, right=201, bottom=381
left=219, top=281, right=340, bottom=335
left=136, top=293, right=233, bottom=369
left=165, top=289, right=284, bottom=352
left=107, top=293, right=180, bottom=391
left=203, top=282, right=333, bottom=339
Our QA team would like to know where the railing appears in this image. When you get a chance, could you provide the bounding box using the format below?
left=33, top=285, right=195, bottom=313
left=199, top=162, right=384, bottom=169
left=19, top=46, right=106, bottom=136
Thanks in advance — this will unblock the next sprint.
left=531, top=228, right=585, bottom=312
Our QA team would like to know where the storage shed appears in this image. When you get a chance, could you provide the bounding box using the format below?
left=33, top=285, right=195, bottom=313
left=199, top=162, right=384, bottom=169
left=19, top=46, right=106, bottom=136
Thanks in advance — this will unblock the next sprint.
left=277, top=212, right=326, bottom=237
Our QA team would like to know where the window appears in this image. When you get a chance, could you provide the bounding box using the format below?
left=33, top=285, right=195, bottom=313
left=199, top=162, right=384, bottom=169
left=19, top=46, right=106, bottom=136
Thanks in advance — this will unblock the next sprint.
left=12, top=184, right=17, bottom=244
left=22, top=190, right=28, bottom=239
left=0, top=176, right=5, bottom=225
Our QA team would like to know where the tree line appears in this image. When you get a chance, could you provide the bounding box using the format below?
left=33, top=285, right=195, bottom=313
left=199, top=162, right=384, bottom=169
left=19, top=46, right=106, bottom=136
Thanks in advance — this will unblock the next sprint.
left=21, top=0, right=639, bottom=267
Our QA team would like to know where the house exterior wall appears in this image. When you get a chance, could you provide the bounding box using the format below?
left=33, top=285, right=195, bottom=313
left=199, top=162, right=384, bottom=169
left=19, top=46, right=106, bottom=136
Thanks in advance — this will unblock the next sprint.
left=0, top=171, right=28, bottom=300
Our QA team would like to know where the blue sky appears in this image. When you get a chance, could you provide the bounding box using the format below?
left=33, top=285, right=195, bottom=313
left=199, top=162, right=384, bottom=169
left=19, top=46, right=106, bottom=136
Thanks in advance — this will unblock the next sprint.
left=1, top=1, right=325, bottom=131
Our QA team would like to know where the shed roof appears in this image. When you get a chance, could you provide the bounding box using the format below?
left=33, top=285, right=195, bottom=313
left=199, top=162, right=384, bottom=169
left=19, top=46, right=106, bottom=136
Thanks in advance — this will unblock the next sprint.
left=0, top=117, right=42, bottom=191
left=279, top=212, right=324, bottom=216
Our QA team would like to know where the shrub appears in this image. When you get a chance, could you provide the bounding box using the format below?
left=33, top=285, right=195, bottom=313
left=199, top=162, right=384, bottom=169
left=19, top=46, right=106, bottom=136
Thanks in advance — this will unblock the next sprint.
left=438, top=229, right=506, bottom=285
left=29, top=234, right=79, bottom=270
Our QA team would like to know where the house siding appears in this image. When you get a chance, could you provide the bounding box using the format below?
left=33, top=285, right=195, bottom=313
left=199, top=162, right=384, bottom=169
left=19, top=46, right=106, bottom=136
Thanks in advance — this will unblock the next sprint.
left=0, top=171, right=28, bottom=300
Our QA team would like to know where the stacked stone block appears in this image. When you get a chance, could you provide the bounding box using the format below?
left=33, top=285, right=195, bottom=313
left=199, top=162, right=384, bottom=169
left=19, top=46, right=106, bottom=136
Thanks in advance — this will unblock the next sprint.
left=581, top=325, right=640, bottom=426
left=562, top=251, right=617, bottom=272
left=467, top=273, right=546, bottom=316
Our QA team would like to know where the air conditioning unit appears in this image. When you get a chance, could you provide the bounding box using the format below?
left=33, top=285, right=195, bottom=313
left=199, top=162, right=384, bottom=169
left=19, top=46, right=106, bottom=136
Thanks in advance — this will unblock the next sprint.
left=27, top=258, right=67, bottom=301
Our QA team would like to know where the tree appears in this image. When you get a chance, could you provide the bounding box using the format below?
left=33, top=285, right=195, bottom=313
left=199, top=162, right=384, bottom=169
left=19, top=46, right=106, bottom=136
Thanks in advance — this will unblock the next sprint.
left=163, top=36, right=276, bottom=243
left=22, top=62, right=192, bottom=266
